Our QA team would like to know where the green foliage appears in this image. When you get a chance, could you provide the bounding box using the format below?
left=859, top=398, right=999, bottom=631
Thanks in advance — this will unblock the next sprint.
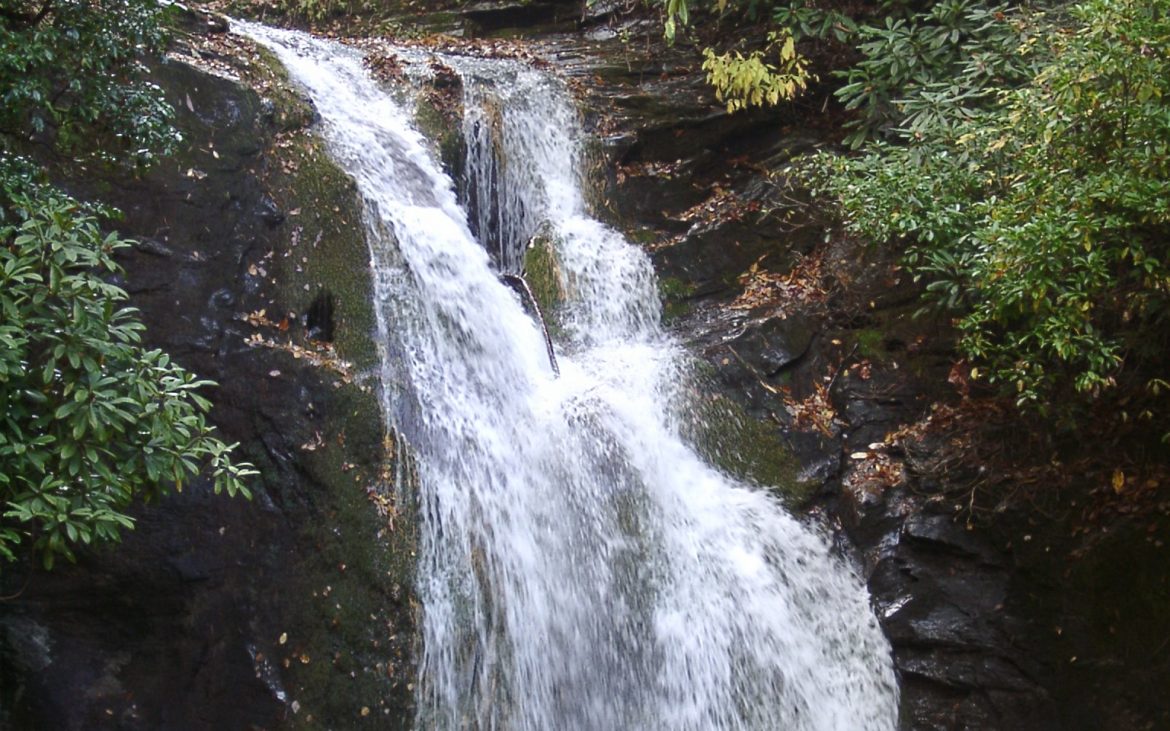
left=833, top=0, right=1046, bottom=147
left=653, top=0, right=775, bottom=38
left=646, top=0, right=814, bottom=108
left=0, top=0, right=180, bottom=166
left=702, top=30, right=810, bottom=112
left=770, top=0, right=856, bottom=43
left=811, top=0, right=1170, bottom=409
left=659, top=0, right=1036, bottom=125
left=662, top=0, right=693, bottom=41
left=0, top=0, right=255, bottom=568
left=0, top=175, right=257, bottom=567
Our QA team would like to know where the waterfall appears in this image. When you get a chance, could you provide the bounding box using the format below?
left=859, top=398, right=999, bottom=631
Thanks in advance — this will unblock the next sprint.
left=239, top=23, right=899, bottom=731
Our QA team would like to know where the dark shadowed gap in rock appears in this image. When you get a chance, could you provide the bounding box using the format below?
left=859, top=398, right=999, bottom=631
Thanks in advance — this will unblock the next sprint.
left=305, top=289, right=335, bottom=342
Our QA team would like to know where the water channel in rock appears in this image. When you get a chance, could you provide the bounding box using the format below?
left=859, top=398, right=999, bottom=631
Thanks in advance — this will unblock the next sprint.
left=240, top=23, right=899, bottom=731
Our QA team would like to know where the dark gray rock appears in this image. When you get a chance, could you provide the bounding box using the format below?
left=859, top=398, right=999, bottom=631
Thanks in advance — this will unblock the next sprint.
left=255, top=194, right=286, bottom=226
left=460, top=0, right=581, bottom=36
left=134, top=238, right=175, bottom=257
left=728, top=313, right=815, bottom=376
left=903, top=514, right=1002, bottom=564
left=0, top=48, right=415, bottom=731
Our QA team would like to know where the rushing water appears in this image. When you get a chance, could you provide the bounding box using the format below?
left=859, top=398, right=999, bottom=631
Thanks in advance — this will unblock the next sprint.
left=241, top=23, right=899, bottom=731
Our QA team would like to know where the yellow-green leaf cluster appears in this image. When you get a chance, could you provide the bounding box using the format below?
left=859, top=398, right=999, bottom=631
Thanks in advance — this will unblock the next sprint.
left=702, top=31, right=811, bottom=113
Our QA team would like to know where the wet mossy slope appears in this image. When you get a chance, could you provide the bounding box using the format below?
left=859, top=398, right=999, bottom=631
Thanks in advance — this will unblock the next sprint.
left=0, top=15, right=417, bottom=731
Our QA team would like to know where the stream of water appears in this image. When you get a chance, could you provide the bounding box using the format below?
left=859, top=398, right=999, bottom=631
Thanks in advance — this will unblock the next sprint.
left=241, top=23, right=898, bottom=731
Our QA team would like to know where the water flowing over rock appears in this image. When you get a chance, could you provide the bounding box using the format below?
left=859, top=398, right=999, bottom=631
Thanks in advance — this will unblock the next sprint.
left=244, top=23, right=899, bottom=731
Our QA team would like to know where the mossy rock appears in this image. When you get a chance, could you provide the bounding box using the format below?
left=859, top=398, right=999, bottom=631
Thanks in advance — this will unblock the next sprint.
left=413, top=85, right=465, bottom=184
left=252, top=45, right=321, bottom=131
left=679, top=391, right=810, bottom=506
left=251, top=375, right=418, bottom=729
left=522, top=223, right=567, bottom=332
left=659, top=276, right=696, bottom=322
left=0, top=33, right=423, bottom=727
left=205, top=36, right=418, bottom=727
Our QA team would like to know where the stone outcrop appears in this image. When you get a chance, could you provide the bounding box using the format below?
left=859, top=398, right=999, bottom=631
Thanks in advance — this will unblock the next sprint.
left=0, top=17, right=417, bottom=730
left=536, top=12, right=1168, bottom=730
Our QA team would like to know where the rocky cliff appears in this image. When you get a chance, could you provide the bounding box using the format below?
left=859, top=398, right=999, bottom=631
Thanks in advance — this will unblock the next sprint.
left=0, top=14, right=416, bottom=730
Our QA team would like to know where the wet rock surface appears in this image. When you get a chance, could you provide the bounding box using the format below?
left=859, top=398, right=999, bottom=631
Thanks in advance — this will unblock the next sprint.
left=527, top=15, right=1166, bottom=731
left=0, top=23, right=416, bottom=731
left=458, top=0, right=581, bottom=36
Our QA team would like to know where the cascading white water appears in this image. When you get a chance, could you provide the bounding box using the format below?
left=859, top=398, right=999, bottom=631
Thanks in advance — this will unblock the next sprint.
left=240, top=23, right=899, bottom=731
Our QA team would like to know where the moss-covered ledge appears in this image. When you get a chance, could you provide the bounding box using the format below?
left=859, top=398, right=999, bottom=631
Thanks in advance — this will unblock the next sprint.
left=175, top=20, right=421, bottom=728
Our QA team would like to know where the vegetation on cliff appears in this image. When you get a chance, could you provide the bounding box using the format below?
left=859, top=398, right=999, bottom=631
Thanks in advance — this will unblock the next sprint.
left=0, top=0, right=254, bottom=569
left=661, top=0, right=1170, bottom=434
left=812, top=0, right=1170, bottom=421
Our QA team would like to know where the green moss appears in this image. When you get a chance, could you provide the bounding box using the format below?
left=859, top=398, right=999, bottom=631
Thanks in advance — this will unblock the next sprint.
left=681, top=393, right=810, bottom=506
left=626, top=227, right=659, bottom=246
left=659, top=277, right=694, bottom=299
left=232, top=47, right=418, bottom=727
left=580, top=137, right=619, bottom=221
left=254, top=47, right=319, bottom=130
left=243, top=172, right=418, bottom=723
left=266, top=381, right=417, bottom=729
left=854, top=328, right=886, bottom=361
left=522, top=229, right=566, bottom=329
left=659, top=276, right=695, bottom=322
left=264, top=134, right=378, bottom=371
left=413, top=91, right=465, bottom=182
left=211, top=39, right=377, bottom=370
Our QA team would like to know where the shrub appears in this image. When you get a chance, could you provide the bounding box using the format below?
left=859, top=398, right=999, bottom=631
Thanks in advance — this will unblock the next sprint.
left=1, top=0, right=255, bottom=568
left=811, top=0, right=1170, bottom=410
left=0, top=175, right=256, bottom=568
left=702, top=30, right=810, bottom=112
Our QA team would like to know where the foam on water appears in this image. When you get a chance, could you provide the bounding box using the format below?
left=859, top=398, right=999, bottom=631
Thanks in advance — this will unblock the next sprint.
left=240, top=23, right=899, bottom=731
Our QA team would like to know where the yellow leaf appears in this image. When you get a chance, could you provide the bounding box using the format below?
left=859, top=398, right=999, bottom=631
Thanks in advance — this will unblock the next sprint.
left=1111, top=469, right=1125, bottom=494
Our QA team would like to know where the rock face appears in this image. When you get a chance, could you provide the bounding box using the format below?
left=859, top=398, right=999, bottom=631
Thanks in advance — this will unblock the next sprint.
left=0, top=25, right=416, bottom=731
left=577, top=66, right=1076, bottom=724
left=535, top=14, right=1168, bottom=731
